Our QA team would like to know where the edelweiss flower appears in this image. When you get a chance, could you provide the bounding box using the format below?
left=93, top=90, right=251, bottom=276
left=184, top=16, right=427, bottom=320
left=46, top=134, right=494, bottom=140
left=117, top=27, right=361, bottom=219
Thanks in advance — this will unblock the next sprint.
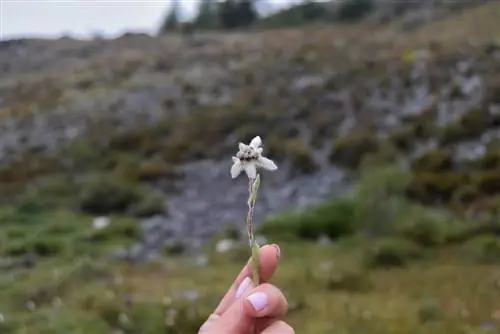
left=231, top=136, right=278, bottom=179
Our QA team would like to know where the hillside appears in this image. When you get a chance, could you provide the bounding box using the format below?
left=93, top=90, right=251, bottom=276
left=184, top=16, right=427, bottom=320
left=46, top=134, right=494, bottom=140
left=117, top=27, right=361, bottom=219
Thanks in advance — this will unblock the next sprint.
left=0, top=2, right=500, bottom=333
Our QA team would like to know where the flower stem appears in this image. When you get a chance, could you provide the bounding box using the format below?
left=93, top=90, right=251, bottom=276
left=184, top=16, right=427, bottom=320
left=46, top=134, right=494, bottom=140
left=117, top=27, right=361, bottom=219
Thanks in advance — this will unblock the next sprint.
left=247, top=175, right=261, bottom=285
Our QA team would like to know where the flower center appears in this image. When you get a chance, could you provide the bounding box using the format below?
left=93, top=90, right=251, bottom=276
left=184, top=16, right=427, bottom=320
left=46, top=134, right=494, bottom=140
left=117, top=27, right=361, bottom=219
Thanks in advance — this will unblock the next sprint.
left=237, top=147, right=259, bottom=162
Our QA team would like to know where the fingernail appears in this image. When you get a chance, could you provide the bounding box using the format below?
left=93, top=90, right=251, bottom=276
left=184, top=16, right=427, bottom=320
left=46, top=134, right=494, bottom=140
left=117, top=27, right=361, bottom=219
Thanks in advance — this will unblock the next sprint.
left=236, top=277, right=252, bottom=299
left=246, top=292, right=268, bottom=312
left=272, top=244, right=281, bottom=260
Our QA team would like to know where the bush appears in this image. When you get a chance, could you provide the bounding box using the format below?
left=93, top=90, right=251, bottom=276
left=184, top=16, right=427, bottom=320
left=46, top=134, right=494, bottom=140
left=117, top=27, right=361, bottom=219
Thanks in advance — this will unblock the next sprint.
left=365, top=238, right=422, bottom=268
left=135, top=160, right=185, bottom=182
left=259, top=197, right=359, bottom=241
left=128, top=193, right=165, bottom=218
left=329, top=133, right=380, bottom=169
left=337, top=0, right=374, bottom=22
left=324, top=266, right=372, bottom=293
left=3, top=235, right=67, bottom=257
left=78, top=176, right=163, bottom=216
left=406, top=171, right=467, bottom=204
left=466, top=235, right=500, bottom=263
left=284, top=138, right=319, bottom=175
left=438, top=109, right=487, bottom=145
left=79, top=178, right=141, bottom=215
left=411, top=149, right=454, bottom=173
left=398, top=212, right=455, bottom=247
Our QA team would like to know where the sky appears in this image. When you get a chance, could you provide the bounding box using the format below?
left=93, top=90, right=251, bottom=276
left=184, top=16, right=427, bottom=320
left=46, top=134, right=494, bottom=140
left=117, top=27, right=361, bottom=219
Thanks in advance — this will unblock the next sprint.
left=0, top=0, right=304, bottom=40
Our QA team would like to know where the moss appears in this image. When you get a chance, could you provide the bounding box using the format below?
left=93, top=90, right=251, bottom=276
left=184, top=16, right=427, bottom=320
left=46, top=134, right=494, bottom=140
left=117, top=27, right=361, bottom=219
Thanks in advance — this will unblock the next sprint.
left=411, top=148, right=454, bottom=173
left=439, top=108, right=487, bottom=145
left=328, top=132, right=380, bottom=169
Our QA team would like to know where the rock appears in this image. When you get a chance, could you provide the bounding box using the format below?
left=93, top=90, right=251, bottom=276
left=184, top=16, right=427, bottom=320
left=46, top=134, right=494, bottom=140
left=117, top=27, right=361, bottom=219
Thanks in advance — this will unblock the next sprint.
left=92, top=216, right=109, bottom=230
left=215, top=239, right=235, bottom=253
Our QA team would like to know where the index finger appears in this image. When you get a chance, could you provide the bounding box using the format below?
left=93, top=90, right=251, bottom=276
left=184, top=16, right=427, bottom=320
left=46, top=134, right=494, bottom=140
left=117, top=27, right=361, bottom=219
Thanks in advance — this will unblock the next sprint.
left=213, top=243, right=281, bottom=316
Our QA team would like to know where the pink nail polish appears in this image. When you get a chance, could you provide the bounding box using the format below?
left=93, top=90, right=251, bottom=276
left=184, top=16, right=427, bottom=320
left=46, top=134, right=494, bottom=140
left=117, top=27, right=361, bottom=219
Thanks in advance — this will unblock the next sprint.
left=246, top=292, right=268, bottom=312
left=236, top=277, right=252, bottom=299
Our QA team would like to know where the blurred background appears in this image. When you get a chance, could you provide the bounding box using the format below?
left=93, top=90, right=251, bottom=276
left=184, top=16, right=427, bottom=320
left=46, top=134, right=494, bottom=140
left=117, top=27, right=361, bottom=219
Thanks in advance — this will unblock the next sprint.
left=1, top=0, right=500, bottom=333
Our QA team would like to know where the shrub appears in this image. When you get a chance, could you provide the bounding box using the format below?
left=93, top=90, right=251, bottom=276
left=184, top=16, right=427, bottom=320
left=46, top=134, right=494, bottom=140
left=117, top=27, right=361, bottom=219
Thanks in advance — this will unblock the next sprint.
left=128, top=193, right=165, bottom=218
left=79, top=177, right=140, bottom=215
left=135, top=160, right=185, bottom=182
left=284, top=138, right=319, bottom=175
left=324, top=266, right=372, bottom=292
left=439, top=109, right=487, bottom=145
left=3, top=235, right=67, bottom=257
left=398, top=212, right=456, bottom=247
left=365, top=238, right=422, bottom=268
left=78, top=176, right=162, bottom=216
left=388, top=126, right=415, bottom=151
left=406, top=171, right=467, bottom=204
left=472, top=169, right=500, bottom=195
left=337, top=0, right=374, bottom=22
left=329, top=133, right=380, bottom=168
left=466, top=235, right=500, bottom=263
left=410, top=149, right=454, bottom=173
left=259, top=197, right=359, bottom=241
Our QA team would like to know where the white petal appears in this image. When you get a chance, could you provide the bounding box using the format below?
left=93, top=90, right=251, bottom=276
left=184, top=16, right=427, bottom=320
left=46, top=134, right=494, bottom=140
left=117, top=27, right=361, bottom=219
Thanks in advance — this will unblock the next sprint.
left=243, top=163, right=257, bottom=179
left=256, top=147, right=263, bottom=155
left=239, top=142, right=248, bottom=151
left=231, top=161, right=243, bottom=179
left=257, top=156, right=278, bottom=171
left=232, top=156, right=239, bottom=163
left=249, top=136, right=262, bottom=149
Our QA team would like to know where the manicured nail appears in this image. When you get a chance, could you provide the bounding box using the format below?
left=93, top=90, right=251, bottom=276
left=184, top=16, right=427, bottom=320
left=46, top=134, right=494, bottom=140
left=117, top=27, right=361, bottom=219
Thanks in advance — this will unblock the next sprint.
left=272, top=244, right=281, bottom=260
left=236, top=277, right=252, bottom=299
left=246, top=292, right=268, bottom=312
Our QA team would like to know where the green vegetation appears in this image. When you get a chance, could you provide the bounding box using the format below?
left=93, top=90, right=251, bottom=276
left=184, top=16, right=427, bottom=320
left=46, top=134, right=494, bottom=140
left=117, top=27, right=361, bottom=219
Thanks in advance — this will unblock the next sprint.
left=1, top=166, right=500, bottom=333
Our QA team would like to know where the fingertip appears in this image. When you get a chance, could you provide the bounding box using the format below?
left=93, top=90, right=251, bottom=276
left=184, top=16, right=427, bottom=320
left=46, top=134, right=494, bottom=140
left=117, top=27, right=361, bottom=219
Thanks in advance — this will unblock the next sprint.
left=261, top=320, right=295, bottom=334
left=243, top=284, right=288, bottom=318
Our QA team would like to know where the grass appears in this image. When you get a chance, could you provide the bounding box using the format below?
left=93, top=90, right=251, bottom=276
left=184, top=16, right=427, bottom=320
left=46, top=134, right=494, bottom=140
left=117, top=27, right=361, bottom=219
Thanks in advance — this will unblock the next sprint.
left=1, top=166, right=500, bottom=333
left=1, top=240, right=500, bottom=333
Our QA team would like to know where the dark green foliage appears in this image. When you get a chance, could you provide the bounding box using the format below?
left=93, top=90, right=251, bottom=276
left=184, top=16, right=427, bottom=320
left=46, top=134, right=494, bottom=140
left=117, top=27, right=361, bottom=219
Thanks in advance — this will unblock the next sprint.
left=337, top=0, right=375, bottom=22
left=465, top=235, right=500, bottom=263
left=77, top=175, right=164, bottom=217
left=365, top=238, right=423, bottom=268
left=159, top=0, right=180, bottom=33
left=218, top=0, right=257, bottom=29
left=259, top=196, right=359, bottom=241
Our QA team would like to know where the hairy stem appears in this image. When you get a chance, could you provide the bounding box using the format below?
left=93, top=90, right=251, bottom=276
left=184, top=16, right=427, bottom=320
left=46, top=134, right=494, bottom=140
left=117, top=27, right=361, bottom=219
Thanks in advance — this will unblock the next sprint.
left=247, top=176, right=260, bottom=285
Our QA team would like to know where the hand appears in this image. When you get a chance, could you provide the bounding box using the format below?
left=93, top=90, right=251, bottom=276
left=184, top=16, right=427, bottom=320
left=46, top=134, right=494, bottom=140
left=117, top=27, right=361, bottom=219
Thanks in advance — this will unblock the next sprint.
left=198, top=244, right=294, bottom=334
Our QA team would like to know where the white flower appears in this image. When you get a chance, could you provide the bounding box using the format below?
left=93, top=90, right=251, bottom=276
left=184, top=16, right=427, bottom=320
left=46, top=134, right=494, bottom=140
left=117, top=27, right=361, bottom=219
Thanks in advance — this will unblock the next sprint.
left=231, top=136, right=278, bottom=179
